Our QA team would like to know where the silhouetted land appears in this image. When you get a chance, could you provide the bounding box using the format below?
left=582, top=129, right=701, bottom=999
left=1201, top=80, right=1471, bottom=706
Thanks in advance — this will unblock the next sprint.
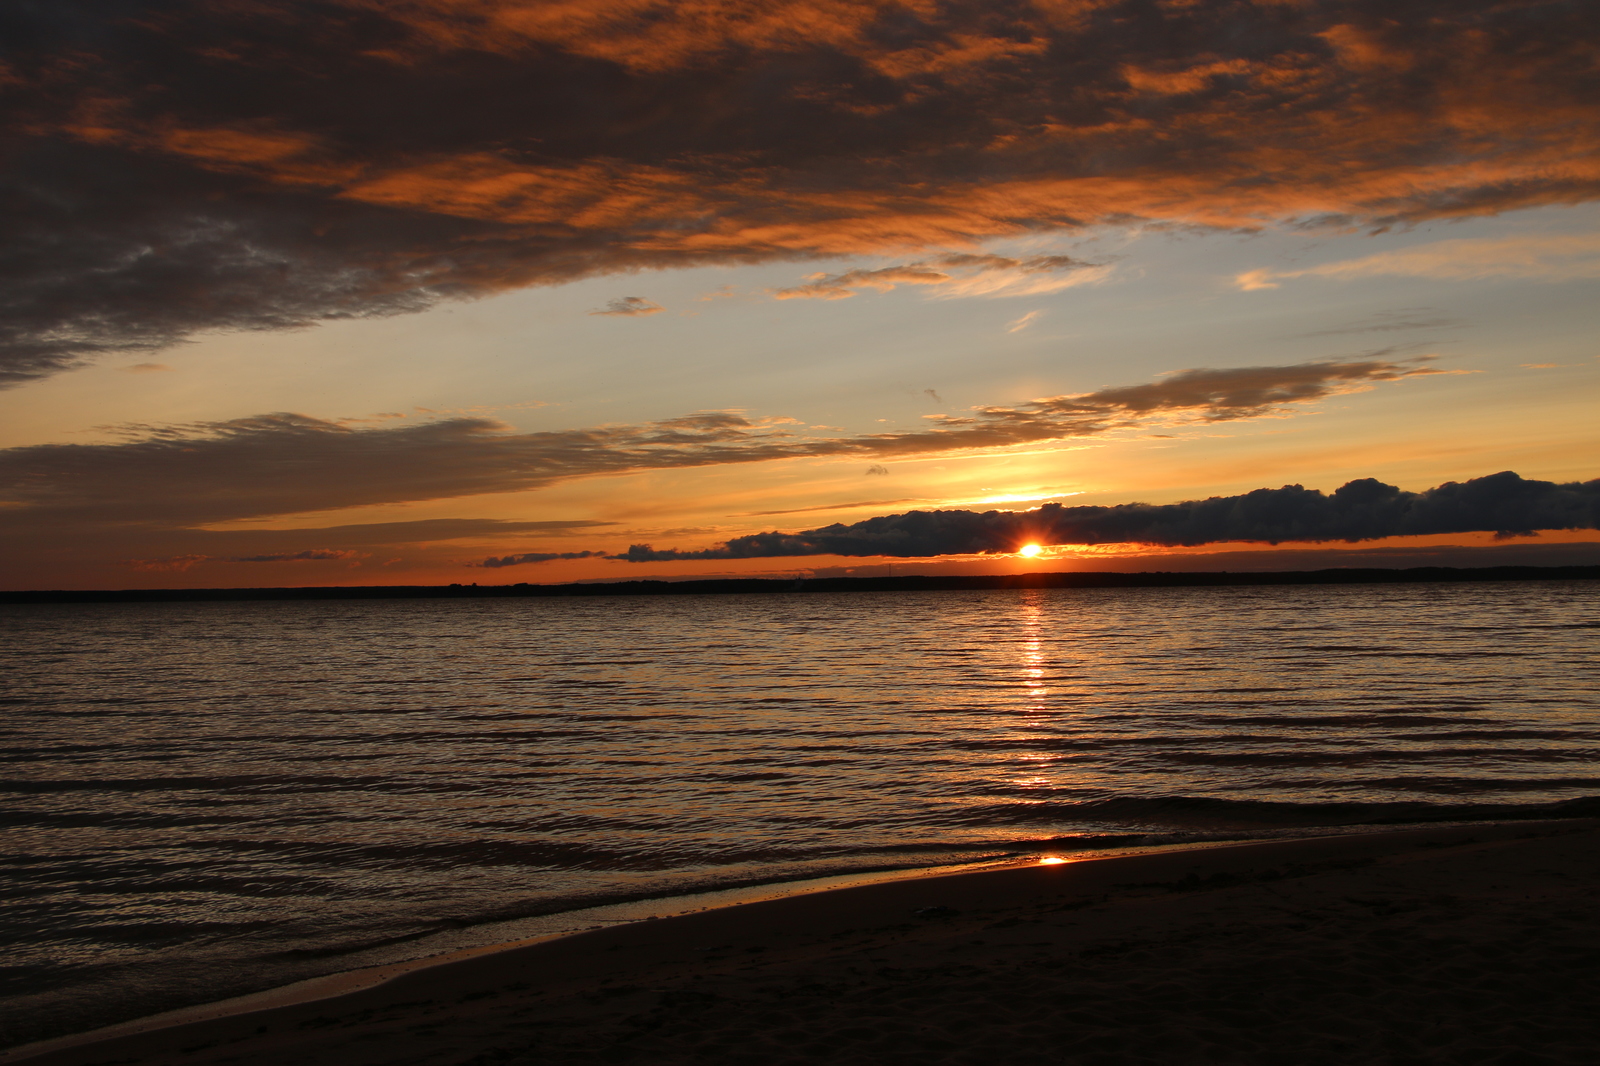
left=4, top=565, right=1598, bottom=603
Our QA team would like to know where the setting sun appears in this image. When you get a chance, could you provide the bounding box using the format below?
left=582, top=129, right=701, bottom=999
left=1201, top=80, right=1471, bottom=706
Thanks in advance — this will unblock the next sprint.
left=1018, top=544, right=1043, bottom=558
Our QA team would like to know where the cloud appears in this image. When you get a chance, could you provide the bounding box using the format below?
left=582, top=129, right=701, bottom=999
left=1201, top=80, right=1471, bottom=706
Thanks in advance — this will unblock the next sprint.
left=741, top=497, right=926, bottom=518
left=0, top=360, right=1444, bottom=531
left=5, top=1, right=1599, bottom=383
left=210, top=518, right=612, bottom=548
left=770, top=255, right=1099, bottom=300
left=1295, top=310, right=1459, bottom=337
left=617, top=472, right=1600, bottom=562
left=26, top=518, right=611, bottom=578
left=1239, top=234, right=1600, bottom=290
left=589, top=296, right=664, bottom=316
left=472, top=550, right=607, bottom=569
left=772, top=265, right=950, bottom=300
left=1006, top=310, right=1044, bottom=333
left=229, top=549, right=369, bottom=562
left=864, top=465, right=889, bottom=477
left=123, top=547, right=370, bottom=569
left=121, top=547, right=396, bottom=573
left=122, top=362, right=174, bottom=373
left=125, top=554, right=210, bottom=572
left=808, top=539, right=1600, bottom=575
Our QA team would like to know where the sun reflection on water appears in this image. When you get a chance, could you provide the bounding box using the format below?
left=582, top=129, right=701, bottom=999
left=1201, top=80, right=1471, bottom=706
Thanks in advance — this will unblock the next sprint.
left=1019, top=591, right=1048, bottom=712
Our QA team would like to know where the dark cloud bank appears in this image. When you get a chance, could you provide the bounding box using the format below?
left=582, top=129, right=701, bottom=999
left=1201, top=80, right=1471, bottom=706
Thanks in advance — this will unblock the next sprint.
left=3, top=1, right=1599, bottom=383
left=478, top=550, right=606, bottom=569
left=616, top=472, right=1600, bottom=562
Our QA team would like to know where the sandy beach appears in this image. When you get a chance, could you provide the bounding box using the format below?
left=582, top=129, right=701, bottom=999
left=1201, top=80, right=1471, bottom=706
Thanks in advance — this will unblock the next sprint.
left=8, top=819, right=1599, bottom=1066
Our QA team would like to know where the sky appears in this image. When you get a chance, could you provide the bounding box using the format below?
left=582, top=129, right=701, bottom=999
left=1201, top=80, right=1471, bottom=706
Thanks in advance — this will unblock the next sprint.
left=2, top=0, right=1598, bottom=590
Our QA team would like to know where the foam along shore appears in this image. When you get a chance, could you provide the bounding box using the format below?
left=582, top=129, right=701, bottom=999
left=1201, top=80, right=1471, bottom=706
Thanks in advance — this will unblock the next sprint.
left=8, top=820, right=1599, bottom=1066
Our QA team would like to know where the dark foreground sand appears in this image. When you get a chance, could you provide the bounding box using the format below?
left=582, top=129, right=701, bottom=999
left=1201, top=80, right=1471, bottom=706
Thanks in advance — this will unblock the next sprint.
left=8, top=820, right=1599, bottom=1066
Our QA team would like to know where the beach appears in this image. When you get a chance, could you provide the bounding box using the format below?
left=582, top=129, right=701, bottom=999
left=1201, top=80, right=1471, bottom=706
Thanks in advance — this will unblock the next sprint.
left=9, top=818, right=1598, bottom=1066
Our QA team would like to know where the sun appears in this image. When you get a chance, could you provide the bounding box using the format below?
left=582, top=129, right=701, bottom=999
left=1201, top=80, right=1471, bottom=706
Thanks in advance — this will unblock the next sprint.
left=1018, top=543, right=1043, bottom=558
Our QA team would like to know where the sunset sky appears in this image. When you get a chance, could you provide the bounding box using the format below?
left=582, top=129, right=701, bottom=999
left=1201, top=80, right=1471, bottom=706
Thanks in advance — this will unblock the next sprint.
left=3, top=0, right=1598, bottom=589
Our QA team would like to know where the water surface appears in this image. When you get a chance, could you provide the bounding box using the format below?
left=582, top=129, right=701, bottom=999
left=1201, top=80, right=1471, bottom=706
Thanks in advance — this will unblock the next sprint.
left=3, top=581, right=1597, bottom=1046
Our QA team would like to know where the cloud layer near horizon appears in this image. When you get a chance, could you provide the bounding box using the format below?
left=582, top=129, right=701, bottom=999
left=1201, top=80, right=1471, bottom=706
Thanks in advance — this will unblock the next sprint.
left=0, top=359, right=1440, bottom=532
left=618, top=472, right=1600, bottom=561
left=4, top=0, right=1599, bottom=383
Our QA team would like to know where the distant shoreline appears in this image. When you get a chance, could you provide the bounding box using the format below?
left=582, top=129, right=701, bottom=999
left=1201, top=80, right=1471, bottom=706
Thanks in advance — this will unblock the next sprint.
left=4, top=563, right=1598, bottom=603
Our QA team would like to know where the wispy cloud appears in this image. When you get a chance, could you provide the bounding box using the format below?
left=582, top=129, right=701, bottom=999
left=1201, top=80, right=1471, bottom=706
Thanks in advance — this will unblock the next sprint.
left=771, top=255, right=1100, bottom=301
left=589, top=296, right=664, bottom=316
left=739, top=496, right=923, bottom=517
left=1238, top=234, right=1600, bottom=290
left=229, top=549, right=369, bottom=563
left=31, top=518, right=609, bottom=583
left=125, top=547, right=372, bottom=570
left=1, top=360, right=1446, bottom=535
left=1006, top=310, right=1045, bottom=333
left=1295, top=310, right=1460, bottom=337
left=125, top=554, right=210, bottom=572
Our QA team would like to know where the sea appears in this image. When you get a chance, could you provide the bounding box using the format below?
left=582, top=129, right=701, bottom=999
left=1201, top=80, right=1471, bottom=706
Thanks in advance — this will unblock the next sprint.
left=3, top=580, right=1598, bottom=1048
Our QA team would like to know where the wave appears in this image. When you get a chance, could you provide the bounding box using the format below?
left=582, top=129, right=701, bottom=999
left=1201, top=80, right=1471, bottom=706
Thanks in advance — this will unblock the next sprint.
left=961, top=794, right=1600, bottom=831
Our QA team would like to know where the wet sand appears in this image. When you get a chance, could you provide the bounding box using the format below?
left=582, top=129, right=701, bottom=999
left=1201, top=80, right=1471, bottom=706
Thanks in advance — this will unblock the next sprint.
left=7, top=819, right=1599, bottom=1066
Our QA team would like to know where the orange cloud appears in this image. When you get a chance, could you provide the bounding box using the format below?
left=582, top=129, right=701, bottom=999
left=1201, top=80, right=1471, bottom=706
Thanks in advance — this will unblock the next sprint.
left=4, top=1, right=1599, bottom=383
left=770, top=253, right=1101, bottom=299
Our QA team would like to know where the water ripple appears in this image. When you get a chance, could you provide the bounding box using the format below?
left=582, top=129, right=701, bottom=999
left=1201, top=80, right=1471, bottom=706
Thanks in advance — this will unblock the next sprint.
left=1, top=581, right=1597, bottom=1045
